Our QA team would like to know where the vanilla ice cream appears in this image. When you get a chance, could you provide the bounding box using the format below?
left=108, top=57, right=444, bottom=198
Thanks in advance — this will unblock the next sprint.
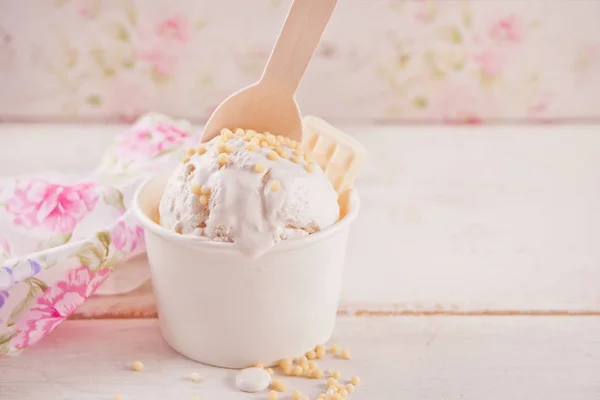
left=158, top=128, right=339, bottom=258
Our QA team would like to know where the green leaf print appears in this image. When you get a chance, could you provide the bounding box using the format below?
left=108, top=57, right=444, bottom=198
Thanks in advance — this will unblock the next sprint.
left=115, top=24, right=130, bottom=42
left=195, top=21, right=207, bottom=31
left=397, top=53, right=411, bottom=70
left=103, top=188, right=126, bottom=212
left=424, top=52, right=446, bottom=79
left=478, top=70, right=498, bottom=87
left=151, top=69, right=171, bottom=85
left=529, top=19, right=541, bottom=30
left=453, top=58, right=466, bottom=71
left=0, top=332, right=15, bottom=346
left=76, top=242, right=104, bottom=268
left=97, top=231, right=111, bottom=257
left=6, top=278, right=47, bottom=327
left=269, top=0, right=283, bottom=9
left=28, top=277, right=48, bottom=292
left=461, top=1, right=472, bottom=29
left=122, top=59, right=135, bottom=69
left=86, top=95, right=102, bottom=107
left=37, top=232, right=73, bottom=251
left=103, top=254, right=123, bottom=271
left=413, top=97, right=428, bottom=109
left=122, top=0, right=137, bottom=26
left=438, top=26, right=463, bottom=45
left=152, top=147, right=177, bottom=159
left=103, top=68, right=117, bottom=77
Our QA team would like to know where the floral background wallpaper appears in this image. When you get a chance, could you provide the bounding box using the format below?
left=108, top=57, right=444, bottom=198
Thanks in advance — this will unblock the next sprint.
left=0, top=0, right=599, bottom=124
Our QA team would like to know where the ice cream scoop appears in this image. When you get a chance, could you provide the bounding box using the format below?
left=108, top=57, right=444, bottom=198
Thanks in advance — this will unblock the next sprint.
left=159, top=129, right=339, bottom=258
left=200, top=0, right=338, bottom=144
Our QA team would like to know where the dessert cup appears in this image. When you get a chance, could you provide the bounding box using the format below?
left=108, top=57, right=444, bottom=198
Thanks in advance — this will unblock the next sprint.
left=132, top=173, right=359, bottom=368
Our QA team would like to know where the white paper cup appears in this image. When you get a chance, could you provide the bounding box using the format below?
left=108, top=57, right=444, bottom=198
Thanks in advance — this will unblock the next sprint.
left=133, top=174, right=359, bottom=368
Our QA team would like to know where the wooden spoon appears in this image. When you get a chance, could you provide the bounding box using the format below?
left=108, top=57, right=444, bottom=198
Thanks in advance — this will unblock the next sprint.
left=200, top=0, right=338, bottom=143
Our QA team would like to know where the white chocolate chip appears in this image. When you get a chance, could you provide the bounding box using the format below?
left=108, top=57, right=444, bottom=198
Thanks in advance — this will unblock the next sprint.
left=131, top=360, right=144, bottom=372
left=235, top=368, right=271, bottom=393
left=217, top=152, right=229, bottom=166
left=189, top=372, right=202, bottom=382
left=269, top=180, right=282, bottom=192
left=191, top=183, right=202, bottom=195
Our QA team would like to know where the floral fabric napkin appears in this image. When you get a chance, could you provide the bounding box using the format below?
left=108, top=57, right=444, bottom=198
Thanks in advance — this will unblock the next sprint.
left=0, top=113, right=195, bottom=355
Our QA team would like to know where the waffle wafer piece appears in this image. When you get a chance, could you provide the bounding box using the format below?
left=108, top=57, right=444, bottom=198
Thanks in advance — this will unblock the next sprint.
left=302, top=116, right=366, bottom=217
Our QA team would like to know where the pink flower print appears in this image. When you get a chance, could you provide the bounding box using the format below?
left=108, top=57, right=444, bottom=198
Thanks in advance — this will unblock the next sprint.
left=78, top=7, right=93, bottom=19
left=489, top=15, right=524, bottom=43
left=430, top=83, right=488, bottom=124
left=112, top=221, right=145, bottom=253
left=6, top=180, right=99, bottom=233
left=529, top=100, right=549, bottom=116
left=156, top=15, right=190, bottom=43
left=105, top=81, right=151, bottom=123
left=77, top=0, right=100, bottom=19
left=117, top=123, right=190, bottom=159
left=444, top=115, right=483, bottom=125
left=528, top=93, right=554, bottom=122
left=0, top=237, right=11, bottom=261
left=134, top=15, right=189, bottom=79
left=414, top=2, right=438, bottom=23
left=12, top=266, right=109, bottom=349
left=139, top=48, right=177, bottom=77
left=473, top=50, right=506, bottom=78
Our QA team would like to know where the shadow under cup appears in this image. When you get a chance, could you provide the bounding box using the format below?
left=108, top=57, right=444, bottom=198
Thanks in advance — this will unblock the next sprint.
left=133, top=174, right=359, bottom=368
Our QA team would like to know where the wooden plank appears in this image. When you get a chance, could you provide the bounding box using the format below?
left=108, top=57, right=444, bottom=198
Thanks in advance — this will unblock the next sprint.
left=1, top=124, right=600, bottom=312
left=1, top=317, right=599, bottom=399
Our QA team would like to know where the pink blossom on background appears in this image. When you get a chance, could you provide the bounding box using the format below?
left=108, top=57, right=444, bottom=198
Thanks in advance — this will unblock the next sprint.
left=117, top=123, right=190, bottom=159
left=134, top=14, right=190, bottom=78
left=12, top=266, right=109, bottom=349
left=528, top=93, right=554, bottom=120
left=0, top=237, right=10, bottom=255
left=104, top=81, right=151, bottom=123
left=414, top=2, right=437, bottom=23
left=155, top=15, right=190, bottom=43
left=139, top=48, right=177, bottom=76
left=529, top=100, right=549, bottom=116
left=474, top=49, right=507, bottom=78
left=76, top=0, right=100, bottom=19
left=489, top=15, right=524, bottom=43
left=430, top=83, right=487, bottom=124
left=444, top=115, right=483, bottom=125
left=6, top=180, right=99, bottom=233
left=0, top=237, right=11, bottom=264
left=78, top=7, right=93, bottom=19
left=112, top=221, right=144, bottom=252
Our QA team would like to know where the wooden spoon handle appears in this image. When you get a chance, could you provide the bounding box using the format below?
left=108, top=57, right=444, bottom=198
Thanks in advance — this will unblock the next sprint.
left=260, top=0, right=338, bottom=95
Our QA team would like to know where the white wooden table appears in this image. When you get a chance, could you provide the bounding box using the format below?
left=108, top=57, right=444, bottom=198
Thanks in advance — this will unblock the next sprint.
left=1, top=123, right=600, bottom=399
left=1, top=317, right=599, bottom=400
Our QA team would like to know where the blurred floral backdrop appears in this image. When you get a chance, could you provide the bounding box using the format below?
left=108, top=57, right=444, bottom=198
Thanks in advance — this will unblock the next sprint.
left=0, top=0, right=599, bottom=124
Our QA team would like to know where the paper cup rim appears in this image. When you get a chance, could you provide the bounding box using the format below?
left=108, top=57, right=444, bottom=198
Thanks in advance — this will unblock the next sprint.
left=132, top=174, right=360, bottom=254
